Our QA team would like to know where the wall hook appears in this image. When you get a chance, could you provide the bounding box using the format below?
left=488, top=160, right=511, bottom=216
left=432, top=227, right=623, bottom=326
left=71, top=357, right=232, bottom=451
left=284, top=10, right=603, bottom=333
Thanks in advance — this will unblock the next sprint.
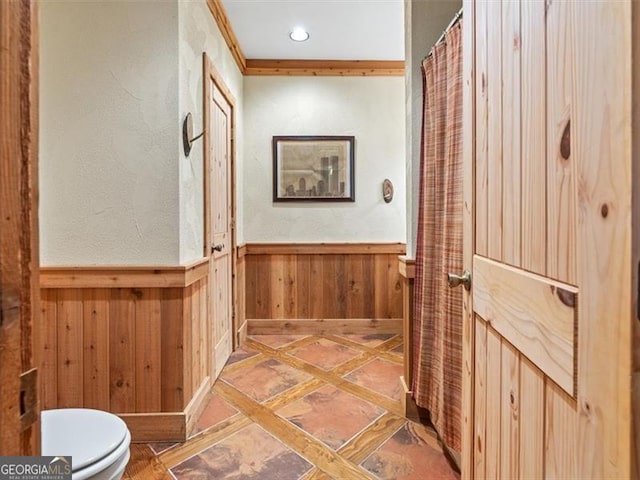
left=383, top=179, right=394, bottom=203
left=183, top=112, right=204, bottom=157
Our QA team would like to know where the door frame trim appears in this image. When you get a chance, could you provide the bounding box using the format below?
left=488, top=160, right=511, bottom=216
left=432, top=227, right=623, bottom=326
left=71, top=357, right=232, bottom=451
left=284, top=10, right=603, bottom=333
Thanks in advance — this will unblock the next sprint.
left=461, top=0, right=476, bottom=478
left=0, top=0, right=40, bottom=454
left=202, top=53, right=239, bottom=351
left=633, top=0, right=640, bottom=473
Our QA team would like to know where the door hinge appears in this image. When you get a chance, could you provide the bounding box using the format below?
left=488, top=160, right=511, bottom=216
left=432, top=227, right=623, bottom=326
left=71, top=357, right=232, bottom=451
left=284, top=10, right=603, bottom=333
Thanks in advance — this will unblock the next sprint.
left=20, top=368, right=38, bottom=430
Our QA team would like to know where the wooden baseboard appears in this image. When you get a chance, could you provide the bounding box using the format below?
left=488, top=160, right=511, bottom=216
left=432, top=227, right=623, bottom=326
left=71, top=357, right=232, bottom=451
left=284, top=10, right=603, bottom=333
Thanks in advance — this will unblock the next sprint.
left=400, top=375, right=422, bottom=423
left=119, top=378, right=211, bottom=443
left=247, top=318, right=402, bottom=335
left=184, top=378, right=212, bottom=438
left=119, top=412, right=186, bottom=443
left=237, top=320, right=248, bottom=344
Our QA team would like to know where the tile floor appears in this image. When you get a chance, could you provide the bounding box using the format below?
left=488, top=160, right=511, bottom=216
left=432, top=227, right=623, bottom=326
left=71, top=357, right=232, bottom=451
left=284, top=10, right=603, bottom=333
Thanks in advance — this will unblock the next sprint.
left=146, top=333, right=459, bottom=480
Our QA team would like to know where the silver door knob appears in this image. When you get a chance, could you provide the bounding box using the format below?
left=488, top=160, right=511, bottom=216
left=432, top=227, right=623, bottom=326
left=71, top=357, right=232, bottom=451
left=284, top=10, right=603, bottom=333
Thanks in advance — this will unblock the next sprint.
left=212, top=244, right=224, bottom=252
left=447, top=270, right=471, bottom=290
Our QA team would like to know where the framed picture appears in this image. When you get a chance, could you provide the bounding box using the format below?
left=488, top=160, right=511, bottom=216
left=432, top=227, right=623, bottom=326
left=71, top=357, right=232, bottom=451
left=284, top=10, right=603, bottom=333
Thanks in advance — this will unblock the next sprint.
left=272, top=135, right=355, bottom=202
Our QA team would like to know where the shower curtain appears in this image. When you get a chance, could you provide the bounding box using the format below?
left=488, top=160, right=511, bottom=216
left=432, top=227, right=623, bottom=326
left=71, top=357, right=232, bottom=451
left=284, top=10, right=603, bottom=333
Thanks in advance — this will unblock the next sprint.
left=412, top=19, right=463, bottom=454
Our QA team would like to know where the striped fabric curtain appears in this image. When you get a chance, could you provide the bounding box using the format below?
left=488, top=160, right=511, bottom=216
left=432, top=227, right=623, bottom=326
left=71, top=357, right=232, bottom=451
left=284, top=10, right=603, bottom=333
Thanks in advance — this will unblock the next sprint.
left=412, top=19, right=463, bottom=454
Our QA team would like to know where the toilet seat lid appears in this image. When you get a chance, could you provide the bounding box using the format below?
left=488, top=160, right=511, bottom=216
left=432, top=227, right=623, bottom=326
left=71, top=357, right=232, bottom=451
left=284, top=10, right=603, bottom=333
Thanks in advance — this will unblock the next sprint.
left=41, top=409, right=128, bottom=472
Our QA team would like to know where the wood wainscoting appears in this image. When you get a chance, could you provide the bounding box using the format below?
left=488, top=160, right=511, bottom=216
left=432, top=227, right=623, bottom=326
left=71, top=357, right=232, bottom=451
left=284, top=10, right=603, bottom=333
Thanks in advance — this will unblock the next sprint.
left=242, top=243, right=405, bottom=334
left=40, top=259, right=211, bottom=442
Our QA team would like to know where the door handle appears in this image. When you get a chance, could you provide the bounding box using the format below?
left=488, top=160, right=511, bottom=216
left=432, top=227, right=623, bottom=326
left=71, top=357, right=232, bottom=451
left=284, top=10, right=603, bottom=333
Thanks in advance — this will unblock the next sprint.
left=212, top=244, right=224, bottom=253
left=447, top=270, right=471, bottom=291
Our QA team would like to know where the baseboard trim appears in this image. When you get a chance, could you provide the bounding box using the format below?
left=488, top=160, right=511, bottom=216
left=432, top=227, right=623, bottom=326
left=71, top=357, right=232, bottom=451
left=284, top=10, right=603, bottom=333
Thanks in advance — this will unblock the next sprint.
left=400, top=375, right=422, bottom=423
left=119, top=378, right=211, bottom=443
left=119, top=412, right=186, bottom=443
left=247, top=318, right=402, bottom=335
left=184, top=378, right=212, bottom=438
left=237, top=320, right=248, bottom=344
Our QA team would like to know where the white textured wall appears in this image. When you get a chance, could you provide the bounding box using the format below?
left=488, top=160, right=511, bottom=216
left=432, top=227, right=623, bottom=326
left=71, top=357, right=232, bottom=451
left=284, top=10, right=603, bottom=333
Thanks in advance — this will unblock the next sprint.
left=404, top=0, right=462, bottom=258
left=40, top=1, right=180, bottom=265
left=40, top=0, right=245, bottom=266
left=40, top=1, right=408, bottom=262
left=178, top=0, right=244, bottom=263
left=243, top=76, right=406, bottom=243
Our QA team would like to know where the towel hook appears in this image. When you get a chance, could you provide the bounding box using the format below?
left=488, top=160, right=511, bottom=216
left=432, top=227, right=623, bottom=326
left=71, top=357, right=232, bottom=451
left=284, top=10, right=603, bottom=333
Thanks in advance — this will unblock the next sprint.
left=183, top=112, right=204, bottom=157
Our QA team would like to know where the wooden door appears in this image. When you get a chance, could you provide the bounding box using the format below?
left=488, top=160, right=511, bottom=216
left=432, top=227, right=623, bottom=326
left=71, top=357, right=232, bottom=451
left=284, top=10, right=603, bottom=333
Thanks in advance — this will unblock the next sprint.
left=208, top=80, right=233, bottom=379
left=461, top=0, right=634, bottom=478
left=0, top=0, right=40, bottom=455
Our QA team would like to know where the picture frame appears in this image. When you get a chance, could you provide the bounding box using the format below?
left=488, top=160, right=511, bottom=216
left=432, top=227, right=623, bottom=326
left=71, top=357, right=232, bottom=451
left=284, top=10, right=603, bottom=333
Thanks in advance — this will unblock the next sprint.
left=272, top=135, right=355, bottom=202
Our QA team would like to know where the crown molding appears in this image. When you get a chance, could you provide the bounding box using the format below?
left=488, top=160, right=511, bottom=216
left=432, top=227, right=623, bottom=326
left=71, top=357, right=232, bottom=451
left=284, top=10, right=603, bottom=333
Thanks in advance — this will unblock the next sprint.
left=245, top=59, right=405, bottom=77
left=206, top=0, right=247, bottom=73
left=206, top=0, right=405, bottom=77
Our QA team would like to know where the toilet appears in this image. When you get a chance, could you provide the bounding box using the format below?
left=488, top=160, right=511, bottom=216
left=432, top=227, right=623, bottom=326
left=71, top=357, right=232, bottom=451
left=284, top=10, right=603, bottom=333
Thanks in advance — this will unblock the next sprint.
left=41, top=409, right=131, bottom=480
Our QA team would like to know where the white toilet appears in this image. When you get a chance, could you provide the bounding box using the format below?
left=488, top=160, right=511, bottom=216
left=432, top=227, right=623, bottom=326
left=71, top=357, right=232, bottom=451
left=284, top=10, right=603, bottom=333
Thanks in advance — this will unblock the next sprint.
left=41, top=409, right=131, bottom=480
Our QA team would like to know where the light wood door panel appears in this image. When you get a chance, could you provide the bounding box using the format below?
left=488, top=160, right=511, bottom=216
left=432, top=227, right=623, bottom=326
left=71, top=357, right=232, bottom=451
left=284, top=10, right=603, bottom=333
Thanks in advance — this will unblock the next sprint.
left=545, top=0, right=576, bottom=285
left=473, top=255, right=576, bottom=395
left=463, top=0, right=633, bottom=478
left=473, top=0, right=489, bottom=258
left=519, top=0, right=547, bottom=275
left=486, top=0, right=503, bottom=262
left=473, top=316, right=487, bottom=479
left=213, top=252, right=232, bottom=378
left=500, top=0, right=521, bottom=268
left=544, top=381, right=577, bottom=478
left=499, top=340, right=519, bottom=479
left=209, top=82, right=233, bottom=379
left=485, top=326, right=502, bottom=479
left=518, top=358, right=544, bottom=479
left=573, top=6, right=633, bottom=477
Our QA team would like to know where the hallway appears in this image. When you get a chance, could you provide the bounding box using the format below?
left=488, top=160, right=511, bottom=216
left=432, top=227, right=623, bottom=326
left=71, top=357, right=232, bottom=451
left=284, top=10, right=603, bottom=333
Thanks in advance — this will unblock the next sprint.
left=126, top=334, right=459, bottom=479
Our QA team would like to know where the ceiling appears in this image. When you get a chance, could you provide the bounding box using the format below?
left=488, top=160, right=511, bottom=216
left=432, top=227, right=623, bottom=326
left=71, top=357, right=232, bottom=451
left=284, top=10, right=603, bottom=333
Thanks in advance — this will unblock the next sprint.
left=220, top=0, right=405, bottom=61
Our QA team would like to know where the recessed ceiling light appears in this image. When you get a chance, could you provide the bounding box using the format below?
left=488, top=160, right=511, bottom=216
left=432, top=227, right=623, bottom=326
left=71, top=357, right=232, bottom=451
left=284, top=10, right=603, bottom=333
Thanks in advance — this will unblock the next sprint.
left=289, top=27, right=309, bottom=42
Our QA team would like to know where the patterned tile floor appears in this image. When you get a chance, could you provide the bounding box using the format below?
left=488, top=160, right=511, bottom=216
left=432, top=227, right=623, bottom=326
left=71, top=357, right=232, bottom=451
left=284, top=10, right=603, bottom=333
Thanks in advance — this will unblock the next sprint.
left=145, top=334, right=459, bottom=480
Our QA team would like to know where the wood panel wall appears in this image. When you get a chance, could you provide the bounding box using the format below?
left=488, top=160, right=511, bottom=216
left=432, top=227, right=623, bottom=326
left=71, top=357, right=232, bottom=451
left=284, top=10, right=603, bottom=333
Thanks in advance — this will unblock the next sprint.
left=39, top=260, right=211, bottom=442
left=243, top=243, right=405, bottom=334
